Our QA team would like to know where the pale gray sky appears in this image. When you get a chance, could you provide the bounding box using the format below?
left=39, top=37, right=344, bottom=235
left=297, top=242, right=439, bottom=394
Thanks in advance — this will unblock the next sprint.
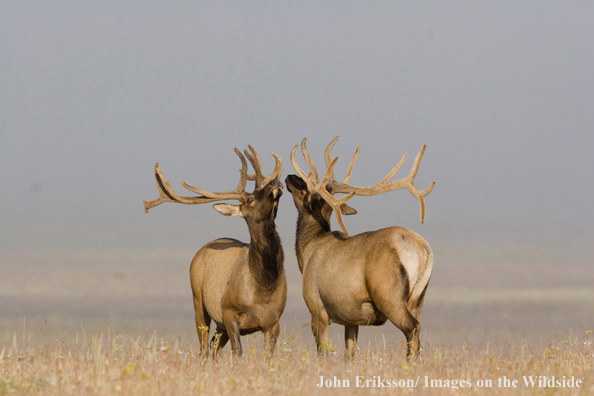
left=1, top=1, right=593, bottom=259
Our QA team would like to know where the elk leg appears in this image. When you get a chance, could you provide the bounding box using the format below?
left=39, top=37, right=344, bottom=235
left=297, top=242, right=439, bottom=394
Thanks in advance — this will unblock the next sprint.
left=263, top=319, right=281, bottom=356
left=368, top=265, right=422, bottom=360
left=193, top=295, right=211, bottom=356
left=370, top=289, right=420, bottom=360
left=310, top=309, right=330, bottom=356
left=408, top=281, right=430, bottom=320
left=223, top=310, right=243, bottom=356
left=344, top=325, right=359, bottom=360
left=211, top=329, right=229, bottom=358
left=382, top=305, right=421, bottom=361
left=209, top=328, right=223, bottom=353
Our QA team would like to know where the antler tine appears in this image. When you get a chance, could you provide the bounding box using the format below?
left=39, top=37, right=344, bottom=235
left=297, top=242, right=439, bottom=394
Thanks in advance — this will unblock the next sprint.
left=301, top=138, right=319, bottom=184
left=408, top=145, right=436, bottom=223
left=244, top=145, right=264, bottom=189
left=259, top=152, right=283, bottom=188
left=182, top=148, right=248, bottom=199
left=343, top=146, right=360, bottom=184
left=319, top=156, right=337, bottom=188
left=378, top=153, right=408, bottom=185
left=142, top=163, right=223, bottom=213
left=328, top=144, right=435, bottom=223
left=290, top=145, right=308, bottom=180
left=324, top=136, right=339, bottom=183
left=408, top=144, right=428, bottom=182
left=291, top=143, right=317, bottom=193
left=317, top=157, right=356, bottom=234
left=234, top=148, right=249, bottom=193
left=323, top=136, right=361, bottom=185
left=244, top=145, right=283, bottom=191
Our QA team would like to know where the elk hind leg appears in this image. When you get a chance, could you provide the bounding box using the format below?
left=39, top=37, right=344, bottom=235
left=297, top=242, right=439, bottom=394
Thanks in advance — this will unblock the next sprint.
left=407, top=282, right=429, bottom=320
left=373, top=295, right=421, bottom=361
left=310, top=308, right=331, bottom=356
left=344, top=325, right=359, bottom=360
left=193, top=295, right=211, bottom=356
left=388, top=306, right=420, bottom=361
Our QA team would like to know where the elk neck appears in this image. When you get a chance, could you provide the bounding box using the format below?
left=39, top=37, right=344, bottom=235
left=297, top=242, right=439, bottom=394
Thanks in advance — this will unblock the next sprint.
left=246, top=217, right=284, bottom=289
left=294, top=208, right=331, bottom=273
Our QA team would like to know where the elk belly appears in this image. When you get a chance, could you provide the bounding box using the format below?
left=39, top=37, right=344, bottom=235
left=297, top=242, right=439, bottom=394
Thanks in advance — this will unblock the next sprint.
left=358, top=301, right=388, bottom=326
left=323, top=298, right=387, bottom=326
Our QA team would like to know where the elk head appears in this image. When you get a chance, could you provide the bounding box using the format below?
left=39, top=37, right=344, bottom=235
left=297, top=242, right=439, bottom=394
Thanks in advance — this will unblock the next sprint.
left=288, top=136, right=435, bottom=235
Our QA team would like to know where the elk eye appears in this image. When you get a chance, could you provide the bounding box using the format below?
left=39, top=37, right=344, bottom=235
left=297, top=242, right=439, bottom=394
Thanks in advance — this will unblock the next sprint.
left=247, top=197, right=255, bottom=204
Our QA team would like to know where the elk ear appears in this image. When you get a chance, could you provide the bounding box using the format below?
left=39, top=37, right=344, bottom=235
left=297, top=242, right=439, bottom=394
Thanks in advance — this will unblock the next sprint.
left=340, top=204, right=357, bottom=215
left=213, top=203, right=243, bottom=217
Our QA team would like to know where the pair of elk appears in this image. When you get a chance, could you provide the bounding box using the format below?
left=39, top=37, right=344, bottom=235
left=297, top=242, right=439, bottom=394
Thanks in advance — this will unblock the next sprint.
left=143, top=146, right=286, bottom=357
left=286, top=137, right=435, bottom=360
left=143, top=138, right=435, bottom=361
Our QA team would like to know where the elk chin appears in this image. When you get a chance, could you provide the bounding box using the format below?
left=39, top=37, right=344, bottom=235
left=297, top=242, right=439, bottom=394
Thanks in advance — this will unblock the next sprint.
left=271, top=187, right=283, bottom=199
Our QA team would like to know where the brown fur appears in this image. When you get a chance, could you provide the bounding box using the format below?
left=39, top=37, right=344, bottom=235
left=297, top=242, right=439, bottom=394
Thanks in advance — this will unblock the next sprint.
left=143, top=147, right=286, bottom=358
left=286, top=174, right=433, bottom=360
left=190, top=180, right=286, bottom=357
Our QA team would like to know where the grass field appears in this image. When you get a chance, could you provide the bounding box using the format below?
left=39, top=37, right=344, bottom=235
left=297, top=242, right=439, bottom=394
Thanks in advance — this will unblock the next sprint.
left=0, top=325, right=592, bottom=395
left=1, top=246, right=593, bottom=395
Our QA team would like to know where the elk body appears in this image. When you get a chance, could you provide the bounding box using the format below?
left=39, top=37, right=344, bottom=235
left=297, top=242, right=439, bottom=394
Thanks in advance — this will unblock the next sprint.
left=286, top=137, right=435, bottom=360
left=143, top=146, right=286, bottom=357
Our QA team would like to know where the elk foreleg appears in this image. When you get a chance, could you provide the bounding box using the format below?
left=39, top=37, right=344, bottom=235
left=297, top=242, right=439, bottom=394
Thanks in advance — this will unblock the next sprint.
left=223, top=310, right=243, bottom=356
left=209, top=327, right=230, bottom=358
left=344, top=325, right=359, bottom=360
left=263, top=319, right=281, bottom=356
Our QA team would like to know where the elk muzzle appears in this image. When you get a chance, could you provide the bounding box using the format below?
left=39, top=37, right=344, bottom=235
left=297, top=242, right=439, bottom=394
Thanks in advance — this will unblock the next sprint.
left=267, top=179, right=283, bottom=199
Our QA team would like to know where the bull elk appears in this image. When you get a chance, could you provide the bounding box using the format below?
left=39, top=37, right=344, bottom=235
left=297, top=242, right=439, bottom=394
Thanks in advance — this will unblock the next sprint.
left=286, top=137, right=435, bottom=360
left=143, top=146, right=286, bottom=357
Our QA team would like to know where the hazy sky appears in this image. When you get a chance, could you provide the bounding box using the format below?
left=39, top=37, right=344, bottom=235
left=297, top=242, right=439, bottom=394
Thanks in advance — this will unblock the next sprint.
left=1, top=1, right=593, bottom=256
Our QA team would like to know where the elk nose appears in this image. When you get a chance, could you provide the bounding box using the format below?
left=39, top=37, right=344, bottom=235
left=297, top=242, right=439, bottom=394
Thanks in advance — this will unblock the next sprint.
left=269, top=179, right=283, bottom=198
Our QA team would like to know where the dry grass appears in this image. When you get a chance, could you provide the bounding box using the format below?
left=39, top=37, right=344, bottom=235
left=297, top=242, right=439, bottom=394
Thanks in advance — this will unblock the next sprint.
left=1, top=328, right=592, bottom=396
left=2, top=247, right=592, bottom=395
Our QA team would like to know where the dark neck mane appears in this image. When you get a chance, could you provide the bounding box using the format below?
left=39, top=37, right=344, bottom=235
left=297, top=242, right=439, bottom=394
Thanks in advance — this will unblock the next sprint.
left=247, top=218, right=283, bottom=288
left=294, top=209, right=330, bottom=272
